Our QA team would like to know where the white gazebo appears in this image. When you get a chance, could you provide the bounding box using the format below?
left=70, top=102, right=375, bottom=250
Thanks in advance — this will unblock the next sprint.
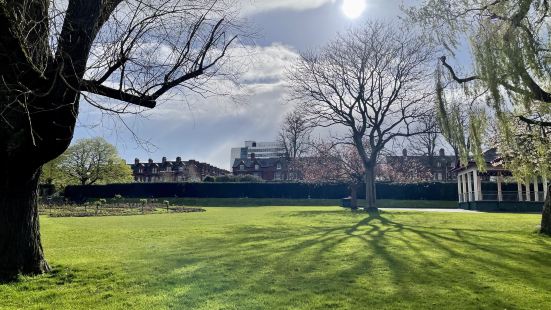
left=454, top=148, right=547, bottom=211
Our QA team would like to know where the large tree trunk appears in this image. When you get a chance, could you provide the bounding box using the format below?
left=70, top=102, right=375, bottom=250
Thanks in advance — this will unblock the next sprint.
left=0, top=166, right=50, bottom=280
left=541, top=186, right=551, bottom=235
left=365, top=166, right=377, bottom=212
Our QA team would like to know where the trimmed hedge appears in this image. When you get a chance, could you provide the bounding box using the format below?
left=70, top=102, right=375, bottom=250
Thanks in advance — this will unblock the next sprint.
left=64, top=181, right=463, bottom=202
left=375, top=182, right=458, bottom=201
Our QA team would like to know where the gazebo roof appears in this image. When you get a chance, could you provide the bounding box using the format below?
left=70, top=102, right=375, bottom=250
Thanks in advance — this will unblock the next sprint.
left=451, top=148, right=512, bottom=176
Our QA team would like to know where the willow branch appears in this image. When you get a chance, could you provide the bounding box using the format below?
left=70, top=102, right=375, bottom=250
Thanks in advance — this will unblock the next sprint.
left=439, top=56, right=478, bottom=83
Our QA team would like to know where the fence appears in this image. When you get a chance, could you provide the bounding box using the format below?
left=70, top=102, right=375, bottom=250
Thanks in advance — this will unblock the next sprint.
left=466, top=191, right=547, bottom=202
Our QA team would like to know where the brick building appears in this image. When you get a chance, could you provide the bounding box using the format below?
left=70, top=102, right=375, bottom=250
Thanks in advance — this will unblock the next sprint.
left=232, top=153, right=288, bottom=181
left=130, top=157, right=229, bottom=183
left=382, top=148, right=457, bottom=182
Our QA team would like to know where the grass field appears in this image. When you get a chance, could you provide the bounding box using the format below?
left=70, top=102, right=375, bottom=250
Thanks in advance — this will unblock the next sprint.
left=1, top=206, right=550, bottom=309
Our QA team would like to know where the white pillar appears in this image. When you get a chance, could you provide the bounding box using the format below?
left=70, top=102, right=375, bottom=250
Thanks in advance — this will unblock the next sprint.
left=544, top=177, right=549, bottom=200
left=473, top=170, right=480, bottom=201
left=467, top=171, right=473, bottom=201
left=534, top=176, right=539, bottom=202
left=457, top=173, right=463, bottom=202
left=462, top=173, right=468, bottom=202
left=478, top=174, right=482, bottom=200
left=497, top=174, right=503, bottom=202
left=518, top=182, right=523, bottom=201
left=525, top=181, right=531, bottom=201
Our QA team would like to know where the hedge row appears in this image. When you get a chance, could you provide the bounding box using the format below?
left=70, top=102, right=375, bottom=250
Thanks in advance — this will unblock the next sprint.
left=64, top=182, right=464, bottom=202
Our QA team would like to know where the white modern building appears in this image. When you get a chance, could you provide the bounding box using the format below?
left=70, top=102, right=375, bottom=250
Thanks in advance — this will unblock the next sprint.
left=230, top=140, right=286, bottom=167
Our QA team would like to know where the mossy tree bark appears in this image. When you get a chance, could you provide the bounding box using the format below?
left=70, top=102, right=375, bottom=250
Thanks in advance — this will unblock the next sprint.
left=0, top=167, right=50, bottom=279
left=0, top=0, right=107, bottom=277
left=541, top=186, right=551, bottom=235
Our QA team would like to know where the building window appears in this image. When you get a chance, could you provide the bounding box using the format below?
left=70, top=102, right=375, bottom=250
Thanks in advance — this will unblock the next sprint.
left=166, top=167, right=172, bottom=172
left=138, top=168, right=143, bottom=173
left=437, top=172, right=443, bottom=180
left=240, top=164, right=245, bottom=171
left=152, top=168, right=157, bottom=173
left=276, top=163, right=282, bottom=170
left=436, top=162, right=441, bottom=168
left=255, top=164, right=259, bottom=170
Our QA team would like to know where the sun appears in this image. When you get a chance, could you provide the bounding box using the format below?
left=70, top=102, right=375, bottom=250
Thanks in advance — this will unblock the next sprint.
left=341, top=0, right=367, bottom=19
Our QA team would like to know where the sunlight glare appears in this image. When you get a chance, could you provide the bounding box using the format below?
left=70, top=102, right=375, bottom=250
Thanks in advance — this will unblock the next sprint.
left=341, top=0, right=367, bottom=19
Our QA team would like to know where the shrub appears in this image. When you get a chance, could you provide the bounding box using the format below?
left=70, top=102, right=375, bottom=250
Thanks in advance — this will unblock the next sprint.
left=203, top=176, right=215, bottom=182
left=210, top=174, right=264, bottom=183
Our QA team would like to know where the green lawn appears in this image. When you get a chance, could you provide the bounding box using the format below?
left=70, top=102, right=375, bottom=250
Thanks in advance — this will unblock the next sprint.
left=1, top=206, right=550, bottom=309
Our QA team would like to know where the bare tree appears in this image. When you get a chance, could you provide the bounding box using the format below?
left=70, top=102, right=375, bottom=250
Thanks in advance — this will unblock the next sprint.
left=288, top=140, right=364, bottom=207
left=435, top=76, right=492, bottom=162
left=289, top=21, right=436, bottom=211
left=0, top=0, right=241, bottom=278
left=407, top=110, right=441, bottom=165
left=278, top=109, right=312, bottom=160
left=300, top=141, right=364, bottom=185
left=377, top=157, right=434, bottom=183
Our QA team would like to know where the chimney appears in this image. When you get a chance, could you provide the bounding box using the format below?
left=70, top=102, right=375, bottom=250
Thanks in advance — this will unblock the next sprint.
left=162, top=156, right=167, bottom=163
left=439, top=148, right=445, bottom=157
left=148, top=158, right=153, bottom=164
left=402, top=149, right=407, bottom=157
left=134, top=158, right=139, bottom=165
left=250, top=153, right=256, bottom=159
left=176, top=156, right=181, bottom=163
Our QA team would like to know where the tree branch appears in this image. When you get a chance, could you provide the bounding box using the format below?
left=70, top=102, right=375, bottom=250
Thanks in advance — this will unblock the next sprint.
left=439, top=56, right=478, bottom=83
left=80, top=80, right=156, bottom=108
left=518, top=116, right=551, bottom=127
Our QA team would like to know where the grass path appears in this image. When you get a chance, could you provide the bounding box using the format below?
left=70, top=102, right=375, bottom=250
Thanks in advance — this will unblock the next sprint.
left=1, top=207, right=550, bottom=309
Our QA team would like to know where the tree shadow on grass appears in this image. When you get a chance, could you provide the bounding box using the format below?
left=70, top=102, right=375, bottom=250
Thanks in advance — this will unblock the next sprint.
left=0, top=265, right=78, bottom=284
left=130, top=210, right=551, bottom=309
left=0, top=274, right=18, bottom=284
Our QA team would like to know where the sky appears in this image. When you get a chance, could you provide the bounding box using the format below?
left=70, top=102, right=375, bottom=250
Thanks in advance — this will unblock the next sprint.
left=73, top=0, right=452, bottom=170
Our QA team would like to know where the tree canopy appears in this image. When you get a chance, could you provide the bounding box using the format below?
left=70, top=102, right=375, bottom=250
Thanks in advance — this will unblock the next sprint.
left=406, top=0, right=551, bottom=234
left=407, top=0, right=551, bottom=156
left=47, top=137, right=133, bottom=186
left=289, top=21, right=436, bottom=209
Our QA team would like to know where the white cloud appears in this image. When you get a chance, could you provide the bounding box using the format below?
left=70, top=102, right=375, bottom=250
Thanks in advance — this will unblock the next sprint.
left=141, top=43, right=299, bottom=120
left=239, top=0, right=335, bottom=15
left=74, top=43, right=300, bottom=170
